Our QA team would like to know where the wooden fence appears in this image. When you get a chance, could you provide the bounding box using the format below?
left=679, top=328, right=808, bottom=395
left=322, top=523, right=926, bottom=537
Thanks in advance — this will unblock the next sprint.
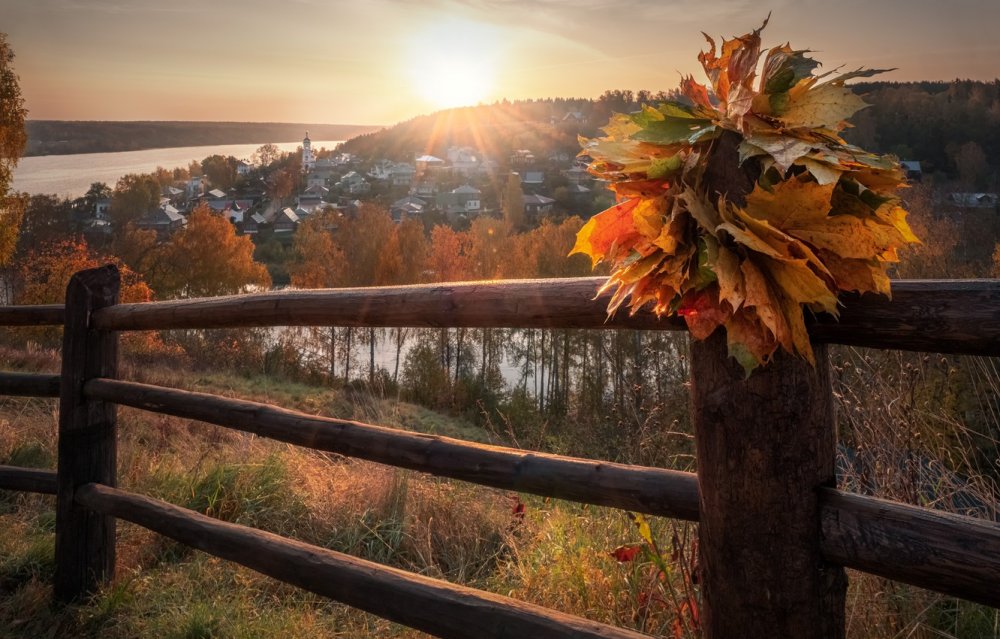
left=1, top=264, right=999, bottom=638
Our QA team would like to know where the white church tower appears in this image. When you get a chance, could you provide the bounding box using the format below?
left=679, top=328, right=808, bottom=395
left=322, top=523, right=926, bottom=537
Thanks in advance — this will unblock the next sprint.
left=302, top=131, right=315, bottom=172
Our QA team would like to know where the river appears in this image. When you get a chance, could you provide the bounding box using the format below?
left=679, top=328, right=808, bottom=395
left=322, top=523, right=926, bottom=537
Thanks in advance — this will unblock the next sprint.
left=11, top=140, right=343, bottom=198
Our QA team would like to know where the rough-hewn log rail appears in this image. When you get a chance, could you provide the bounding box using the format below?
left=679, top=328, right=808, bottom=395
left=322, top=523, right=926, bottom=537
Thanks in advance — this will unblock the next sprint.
left=0, top=465, right=57, bottom=494
left=0, top=304, right=64, bottom=326
left=76, top=483, right=652, bottom=639
left=84, top=377, right=701, bottom=521
left=84, top=377, right=1000, bottom=607
left=819, top=488, right=1000, bottom=609
left=86, top=278, right=1000, bottom=356
left=0, top=372, right=60, bottom=397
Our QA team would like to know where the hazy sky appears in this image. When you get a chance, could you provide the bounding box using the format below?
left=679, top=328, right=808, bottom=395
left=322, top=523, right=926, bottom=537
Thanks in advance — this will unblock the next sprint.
left=3, top=0, right=999, bottom=126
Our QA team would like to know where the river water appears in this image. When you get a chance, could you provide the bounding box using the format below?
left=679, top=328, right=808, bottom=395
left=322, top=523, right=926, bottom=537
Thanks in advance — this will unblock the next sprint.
left=11, top=140, right=343, bottom=198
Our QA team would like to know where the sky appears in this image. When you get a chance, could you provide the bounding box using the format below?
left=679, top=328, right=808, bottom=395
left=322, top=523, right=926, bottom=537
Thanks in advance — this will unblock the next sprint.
left=3, top=0, right=999, bottom=127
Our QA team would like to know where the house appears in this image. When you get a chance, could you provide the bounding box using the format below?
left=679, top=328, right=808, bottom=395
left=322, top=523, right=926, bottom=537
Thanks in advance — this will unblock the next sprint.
left=510, top=149, right=535, bottom=167
left=521, top=171, right=545, bottom=192
left=564, top=183, right=592, bottom=204
left=274, top=207, right=301, bottom=233
left=297, top=185, right=329, bottom=213
left=370, top=160, right=416, bottom=187
left=523, top=193, right=556, bottom=218
left=243, top=212, right=267, bottom=235
left=948, top=193, right=999, bottom=209
left=236, top=160, right=252, bottom=176
left=137, top=204, right=186, bottom=234
left=437, top=185, right=481, bottom=216
left=447, top=147, right=481, bottom=176
left=900, top=161, right=922, bottom=182
left=388, top=162, right=416, bottom=186
left=563, top=166, right=591, bottom=184
left=562, top=111, right=586, bottom=124
left=415, top=154, right=445, bottom=174
left=94, top=198, right=111, bottom=220
left=186, top=175, right=204, bottom=198
left=390, top=195, right=427, bottom=222
left=410, top=180, right=438, bottom=200
left=336, top=171, right=370, bottom=195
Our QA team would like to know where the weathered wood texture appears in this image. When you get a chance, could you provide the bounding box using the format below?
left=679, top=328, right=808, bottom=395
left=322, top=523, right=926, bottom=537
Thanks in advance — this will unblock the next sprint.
left=76, top=483, right=652, bottom=639
left=0, top=372, right=60, bottom=397
left=0, top=304, right=64, bottom=326
left=820, top=488, right=1000, bottom=609
left=54, top=265, right=119, bottom=602
left=84, top=378, right=700, bottom=521
left=0, top=465, right=57, bottom=494
left=691, top=333, right=847, bottom=638
left=84, top=377, right=1000, bottom=606
left=87, top=278, right=1000, bottom=356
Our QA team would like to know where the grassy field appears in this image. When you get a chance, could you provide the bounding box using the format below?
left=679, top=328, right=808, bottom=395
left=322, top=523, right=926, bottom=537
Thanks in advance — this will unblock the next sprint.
left=0, top=346, right=996, bottom=638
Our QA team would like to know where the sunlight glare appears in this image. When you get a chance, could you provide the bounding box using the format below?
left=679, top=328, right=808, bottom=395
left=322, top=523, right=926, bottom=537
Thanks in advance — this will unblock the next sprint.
left=408, top=20, right=501, bottom=109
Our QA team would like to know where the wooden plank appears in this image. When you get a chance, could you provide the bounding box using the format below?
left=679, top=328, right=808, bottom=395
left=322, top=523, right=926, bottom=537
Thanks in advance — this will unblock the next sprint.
left=690, top=332, right=846, bottom=638
left=0, top=372, right=60, bottom=397
left=820, top=488, right=1000, bottom=609
left=54, top=265, right=120, bottom=602
left=0, top=465, right=57, bottom=494
left=0, top=304, right=64, bottom=326
left=84, top=378, right=701, bottom=522
left=76, top=483, right=653, bottom=639
left=88, top=278, right=1000, bottom=355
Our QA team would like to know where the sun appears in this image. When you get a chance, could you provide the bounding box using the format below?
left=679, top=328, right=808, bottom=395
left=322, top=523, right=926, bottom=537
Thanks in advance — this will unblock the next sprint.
left=407, top=20, right=500, bottom=110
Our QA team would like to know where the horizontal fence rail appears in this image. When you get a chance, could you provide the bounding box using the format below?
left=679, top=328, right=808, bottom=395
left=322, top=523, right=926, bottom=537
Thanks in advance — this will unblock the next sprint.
left=85, top=378, right=1000, bottom=607
left=84, top=378, right=701, bottom=521
left=76, top=483, right=652, bottom=639
left=0, top=372, right=60, bottom=397
left=0, top=465, right=57, bottom=494
left=88, top=278, right=1000, bottom=356
left=0, top=304, right=64, bottom=326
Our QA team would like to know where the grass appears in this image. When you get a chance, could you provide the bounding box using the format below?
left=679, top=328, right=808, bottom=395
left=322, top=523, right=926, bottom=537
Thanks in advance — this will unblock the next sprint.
left=1, top=349, right=999, bottom=638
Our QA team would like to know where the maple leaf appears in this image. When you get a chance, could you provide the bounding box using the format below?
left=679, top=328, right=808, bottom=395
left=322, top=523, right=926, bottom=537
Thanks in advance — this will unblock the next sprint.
left=571, top=199, right=641, bottom=265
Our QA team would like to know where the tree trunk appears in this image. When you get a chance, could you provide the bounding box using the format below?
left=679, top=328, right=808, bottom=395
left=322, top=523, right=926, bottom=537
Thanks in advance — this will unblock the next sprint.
left=689, top=331, right=846, bottom=639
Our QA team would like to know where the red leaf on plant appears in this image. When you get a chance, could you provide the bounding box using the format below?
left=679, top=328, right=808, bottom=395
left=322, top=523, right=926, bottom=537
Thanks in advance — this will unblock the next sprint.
left=611, top=544, right=643, bottom=562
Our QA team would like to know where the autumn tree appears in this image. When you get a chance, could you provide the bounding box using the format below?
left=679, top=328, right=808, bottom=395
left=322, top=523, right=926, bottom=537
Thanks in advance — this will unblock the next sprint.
left=501, top=172, right=525, bottom=231
left=156, top=203, right=270, bottom=298
left=17, top=194, right=76, bottom=250
left=0, top=32, right=28, bottom=272
left=111, top=173, right=160, bottom=229
left=14, top=238, right=153, bottom=346
left=201, top=154, right=238, bottom=190
left=428, top=225, right=470, bottom=281
left=253, top=143, right=281, bottom=168
left=466, top=215, right=509, bottom=279
left=288, top=211, right=345, bottom=288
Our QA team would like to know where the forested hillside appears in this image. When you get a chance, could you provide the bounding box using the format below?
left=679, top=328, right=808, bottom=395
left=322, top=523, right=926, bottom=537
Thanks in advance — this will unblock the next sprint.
left=24, top=121, right=381, bottom=156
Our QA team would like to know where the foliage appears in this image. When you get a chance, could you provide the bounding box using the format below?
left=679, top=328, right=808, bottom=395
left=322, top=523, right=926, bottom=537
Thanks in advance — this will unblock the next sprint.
left=573, top=20, right=918, bottom=372
left=111, top=173, right=161, bottom=229
left=0, top=33, right=27, bottom=270
left=152, top=204, right=271, bottom=298
left=288, top=211, right=346, bottom=289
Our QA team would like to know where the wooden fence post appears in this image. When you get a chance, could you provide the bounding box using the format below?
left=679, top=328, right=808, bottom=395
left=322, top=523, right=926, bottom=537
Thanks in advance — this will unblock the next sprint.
left=54, top=265, right=120, bottom=602
left=690, top=331, right=846, bottom=638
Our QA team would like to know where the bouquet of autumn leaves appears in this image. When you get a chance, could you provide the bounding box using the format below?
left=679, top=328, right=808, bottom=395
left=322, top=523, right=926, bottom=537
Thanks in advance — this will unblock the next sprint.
left=572, top=20, right=919, bottom=372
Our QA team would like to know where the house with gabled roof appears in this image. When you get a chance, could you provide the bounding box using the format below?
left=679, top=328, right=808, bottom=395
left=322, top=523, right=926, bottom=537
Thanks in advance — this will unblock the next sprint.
left=523, top=193, right=555, bottom=219
left=390, top=195, right=427, bottom=223
left=274, top=207, right=301, bottom=233
left=137, top=204, right=186, bottom=234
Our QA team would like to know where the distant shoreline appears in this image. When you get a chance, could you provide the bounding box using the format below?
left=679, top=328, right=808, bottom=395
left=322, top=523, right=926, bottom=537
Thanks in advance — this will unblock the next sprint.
left=24, top=120, right=383, bottom=157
